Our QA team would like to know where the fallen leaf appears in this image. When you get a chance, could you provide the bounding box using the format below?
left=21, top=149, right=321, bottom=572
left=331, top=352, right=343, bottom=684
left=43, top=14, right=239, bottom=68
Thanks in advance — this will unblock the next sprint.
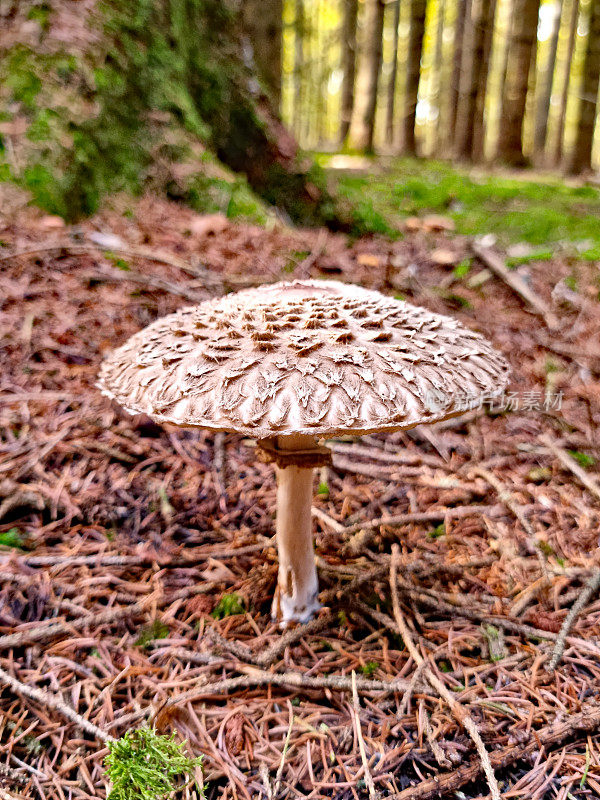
left=390, top=253, right=407, bottom=268
left=506, top=242, right=535, bottom=258
left=88, top=231, right=125, bottom=250
left=422, top=215, right=455, bottom=232
left=189, top=213, right=229, bottom=237
left=0, top=118, right=28, bottom=136
left=430, top=248, right=458, bottom=266
left=357, top=253, right=381, bottom=268
left=40, top=215, right=66, bottom=230
left=404, top=216, right=422, bottom=232
left=467, top=269, right=492, bottom=288
left=526, top=610, right=563, bottom=633
left=184, top=594, right=214, bottom=617
left=224, top=713, right=245, bottom=756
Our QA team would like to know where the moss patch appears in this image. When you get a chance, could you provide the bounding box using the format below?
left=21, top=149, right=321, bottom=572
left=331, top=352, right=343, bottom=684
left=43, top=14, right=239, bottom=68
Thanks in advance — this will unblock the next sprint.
left=330, top=156, right=600, bottom=248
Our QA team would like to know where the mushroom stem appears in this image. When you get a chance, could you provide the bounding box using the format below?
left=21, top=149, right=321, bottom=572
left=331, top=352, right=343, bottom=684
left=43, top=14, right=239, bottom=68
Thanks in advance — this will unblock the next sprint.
left=272, top=435, right=320, bottom=626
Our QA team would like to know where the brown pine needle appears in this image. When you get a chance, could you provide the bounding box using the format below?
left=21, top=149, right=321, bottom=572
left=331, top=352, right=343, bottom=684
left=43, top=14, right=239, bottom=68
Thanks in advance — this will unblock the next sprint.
left=549, top=568, right=600, bottom=670
left=390, top=545, right=501, bottom=800
left=0, top=665, right=112, bottom=742
left=351, top=671, right=378, bottom=799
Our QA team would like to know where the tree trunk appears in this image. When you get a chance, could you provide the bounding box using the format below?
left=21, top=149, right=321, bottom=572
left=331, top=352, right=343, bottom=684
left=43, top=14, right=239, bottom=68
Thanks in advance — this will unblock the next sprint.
left=403, top=0, right=427, bottom=155
left=432, top=0, right=446, bottom=151
left=82, top=0, right=346, bottom=228
left=363, top=0, right=386, bottom=152
left=314, top=1, right=325, bottom=146
left=472, top=0, right=497, bottom=160
left=385, top=0, right=402, bottom=145
left=241, top=0, right=283, bottom=109
left=553, top=0, right=579, bottom=165
left=533, top=0, right=562, bottom=160
left=569, top=0, right=600, bottom=174
left=293, top=0, right=305, bottom=137
left=455, top=0, right=495, bottom=160
left=339, top=0, right=359, bottom=146
left=448, top=0, right=470, bottom=147
left=497, top=0, right=541, bottom=165
left=497, top=0, right=513, bottom=117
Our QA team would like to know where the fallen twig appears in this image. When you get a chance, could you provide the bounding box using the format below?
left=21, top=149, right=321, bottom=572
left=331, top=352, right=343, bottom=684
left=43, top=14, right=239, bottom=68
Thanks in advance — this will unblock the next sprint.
left=351, top=671, right=377, bottom=799
left=391, top=698, right=600, bottom=800
left=389, top=545, right=501, bottom=800
left=164, top=662, right=411, bottom=706
left=82, top=268, right=208, bottom=304
left=343, top=504, right=500, bottom=555
left=540, top=434, right=600, bottom=503
left=471, top=242, right=559, bottom=329
left=549, top=568, right=600, bottom=670
left=273, top=705, right=294, bottom=798
left=0, top=665, right=112, bottom=742
left=0, top=596, right=155, bottom=650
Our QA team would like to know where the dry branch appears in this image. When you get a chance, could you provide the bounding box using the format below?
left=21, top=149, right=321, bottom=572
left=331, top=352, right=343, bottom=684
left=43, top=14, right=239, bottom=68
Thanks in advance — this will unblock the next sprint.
left=343, top=504, right=500, bottom=555
left=540, top=434, right=600, bottom=502
left=0, top=597, right=155, bottom=650
left=471, top=242, right=559, bottom=329
left=391, top=699, right=600, bottom=800
left=0, top=665, right=112, bottom=742
left=549, top=568, right=600, bottom=670
left=389, top=546, right=501, bottom=800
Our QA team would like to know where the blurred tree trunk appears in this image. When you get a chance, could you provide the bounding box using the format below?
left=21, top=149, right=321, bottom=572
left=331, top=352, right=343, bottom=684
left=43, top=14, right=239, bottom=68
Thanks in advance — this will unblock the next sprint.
left=497, top=0, right=541, bottom=165
left=403, top=0, right=427, bottom=154
left=314, top=1, right=325, bottom=146
left=471, top=0, right=496, bottom=160
left=293, top=0, right=305, bottom=137
left=303, top=0, right=315, bottom=144
left=363, top=0, right=385, bottom=152
left=385, top=0, right=401, bottom=145
left=497, top=0, right=513, bottom=116
left=569, top=0, right=600, bottom=174
left=448, top=0, right=470, bottom=147
left=533, top=0, right=562, bottom=160
left=241, top=0, right=283, bottom=109
left=339, top=0, right=359, bottom=145
left=455, top=0, right=495, bottom=160
left=432, top=0, right=446, bottom=151
left=553, top=0, right=579, bottom=165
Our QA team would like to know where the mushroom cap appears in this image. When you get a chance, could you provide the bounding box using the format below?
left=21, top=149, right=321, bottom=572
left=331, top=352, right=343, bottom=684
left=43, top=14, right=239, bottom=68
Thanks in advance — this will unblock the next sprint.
left=98, top=280, right=510, bottom=439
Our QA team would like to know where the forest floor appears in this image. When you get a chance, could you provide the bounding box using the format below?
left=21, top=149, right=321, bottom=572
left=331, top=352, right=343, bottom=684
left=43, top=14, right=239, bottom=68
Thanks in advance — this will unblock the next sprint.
left=328, top=156, right=600, bottom=254
left=1, top=183, right=600, bottom=799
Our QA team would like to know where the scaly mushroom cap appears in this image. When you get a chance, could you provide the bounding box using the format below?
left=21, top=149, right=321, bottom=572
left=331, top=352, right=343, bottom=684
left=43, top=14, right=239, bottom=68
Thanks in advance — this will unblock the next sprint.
left=98, top=280, right=510, bottom=438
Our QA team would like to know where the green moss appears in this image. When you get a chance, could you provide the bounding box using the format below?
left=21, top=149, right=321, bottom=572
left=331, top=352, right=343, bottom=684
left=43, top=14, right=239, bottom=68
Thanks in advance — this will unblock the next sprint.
left=27, top=3, right=52, bottom=31
left=0, top=1, right=282, bottom=223
left=333, top=157, right=600, bottom=249
left=359, top=661, right=379, bottom=677
left=211, top=592, right=245, bottom=619
left=134, top=619, right=169, bottom=648
left=317, top=481, right=329, bottom=497
left=567, top=450, right=595, bottom=468
left=0, top=528, right=25, bottom=549
left=506, top=250, right=553, bottom=268
left=104, top=728, right=204, bottom=800
left=453, top=259, right=471, bottom=278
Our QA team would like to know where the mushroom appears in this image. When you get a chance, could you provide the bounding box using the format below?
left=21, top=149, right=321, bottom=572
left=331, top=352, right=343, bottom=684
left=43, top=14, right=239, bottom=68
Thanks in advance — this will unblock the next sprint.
left=98, top=280, right=510, bottom=626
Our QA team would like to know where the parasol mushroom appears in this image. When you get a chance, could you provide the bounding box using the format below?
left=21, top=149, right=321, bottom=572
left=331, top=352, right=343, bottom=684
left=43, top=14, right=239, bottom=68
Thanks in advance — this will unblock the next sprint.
left=98, top=280, right=510, bottom=625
